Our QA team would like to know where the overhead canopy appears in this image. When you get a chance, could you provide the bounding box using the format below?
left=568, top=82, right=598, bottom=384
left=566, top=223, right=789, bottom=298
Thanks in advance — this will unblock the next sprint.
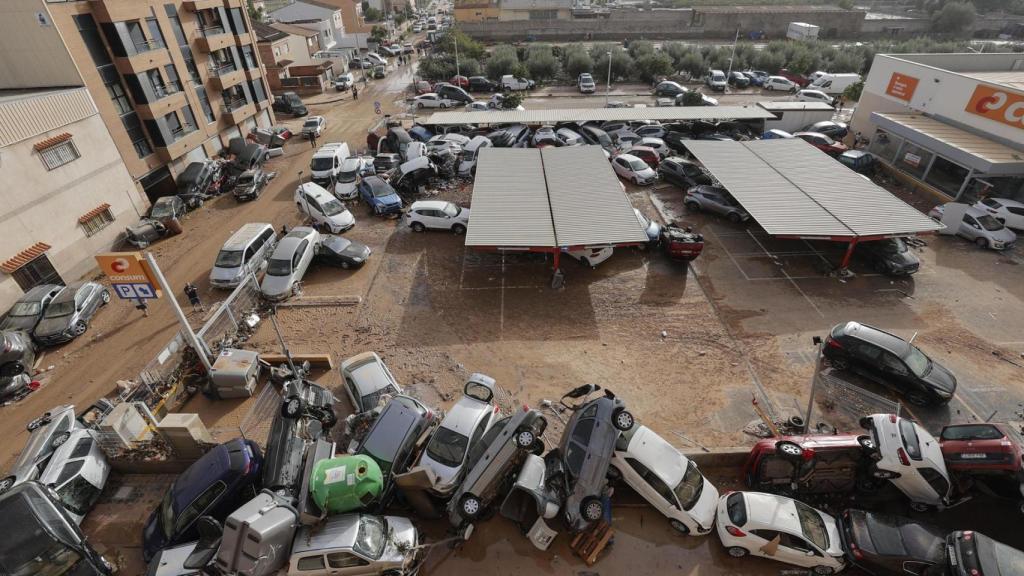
left=422, top=106, right=775, bottom=126
left=872, top=112, right=1024, bottom=175
left=465, top=146, right=648, bottom=249
left=685, top=139, right=945, bottom=239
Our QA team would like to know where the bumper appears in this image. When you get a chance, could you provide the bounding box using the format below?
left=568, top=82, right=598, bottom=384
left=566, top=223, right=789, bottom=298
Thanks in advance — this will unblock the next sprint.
left=331, top=221, right=356, bottom=233
left=375, top=204, right=403, bottom=216
left=35, top=332, right=73, bottom=346
left=210, top=278, right=242, bottom=289
left=234, top=192, right=256, bottom=201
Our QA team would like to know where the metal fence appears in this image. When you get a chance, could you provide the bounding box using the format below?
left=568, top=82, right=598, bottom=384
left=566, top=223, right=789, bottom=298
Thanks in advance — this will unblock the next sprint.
left=209, top=379, right=282, bottom=446
left=815, top=371, right=901, bottom=429
left=94, top=402, right=162, bottom=457
left=196, top=273, right=265, bottom=355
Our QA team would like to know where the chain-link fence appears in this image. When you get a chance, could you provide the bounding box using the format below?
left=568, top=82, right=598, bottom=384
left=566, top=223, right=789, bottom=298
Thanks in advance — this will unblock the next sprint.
left=209, top=379, right=282, bottom=446
left=815, top=371, right=901, bottom=430
left=196, top=273, right=264, bottom=355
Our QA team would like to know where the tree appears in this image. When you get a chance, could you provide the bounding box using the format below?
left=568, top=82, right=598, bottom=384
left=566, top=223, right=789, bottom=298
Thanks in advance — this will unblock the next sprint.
left=633, top=52, right=674, bottom=83
left=526, top=47, right=559, bottom=82
left=246, top=0, right=263, bottom=22
left=679, top=91, right=704, bottom=106
left=434, top=30, right=485, bottom=61
left=564, top=51, right=594, bottom=80
left=842, top=81, right=864, bottom=102
left=628, top=40, right=655, bottom=59
left=932, top=1, right=976, bottom=34
left=838, top=0, right=855, bottom=9
left=364, top=6, right=384, bottom=22
left=678, top=53, right=705, bottom=79
left=486, top=52, right=519, bottom=80
left=500, top=93, right=523, bottom=109
left=370, top=25, right=388, bottom=43
left=594, top=48, right=633, bottom=83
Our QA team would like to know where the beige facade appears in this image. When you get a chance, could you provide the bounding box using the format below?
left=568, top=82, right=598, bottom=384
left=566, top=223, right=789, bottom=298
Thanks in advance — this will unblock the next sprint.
left=0, top=88, right=147, bottom=310
left=454, top=0, right=500, bottom=22
left=0, top=0, right=274, bottom=203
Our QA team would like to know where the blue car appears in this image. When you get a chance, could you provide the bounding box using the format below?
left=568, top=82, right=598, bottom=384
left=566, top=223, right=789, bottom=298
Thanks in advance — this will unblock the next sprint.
left=358, top=176, right=403, bottom=216
left=142, top=438, right=262, bottom=562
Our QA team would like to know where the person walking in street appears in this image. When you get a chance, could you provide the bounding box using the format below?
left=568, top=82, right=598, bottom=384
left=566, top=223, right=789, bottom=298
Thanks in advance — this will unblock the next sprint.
left=135, top=299, right=149, bottom=317
left=184, top=282, right=204, bottom=313
left=308, top=132, right=317, bottom=148
left=353, top=85, right=359, bottom=100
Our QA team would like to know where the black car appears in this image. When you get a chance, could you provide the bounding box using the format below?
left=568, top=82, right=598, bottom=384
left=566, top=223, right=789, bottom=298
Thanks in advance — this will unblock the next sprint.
left=488, top=125, right=530, bottom=148
left=654, top=81, right=687, bottom=97
left=468, top=76, right=496, bottom=92
left=436, top=83, right=473, bottom=104
left=0, top=284, right=63, bottom=332
left=947, top=531, right=1024, bottom=576
left=272, top=92, right=307, bottom=116
left=839, top=509, right=948, bottom=576
left=356, top=395, right=437, bottom=510
left=664, top=131, right=693, bottom=155
left=658, top=157, right=711, bottom=189
left=374, top=153, right=401, bottom=173
left=316, top=235, right=371, bottom=269
left=176, top=160, right=220, bottom=208
left=823, top=321, right=957, bottom=406
left=232, top=169, right=270, bottom=201
left=728, top=71, right=750, bottom=88
left=0, top=330, right=35, bottom=402
left=856, top=238, right=920, bottom=276
left=803, top=120, right=849, bottom=139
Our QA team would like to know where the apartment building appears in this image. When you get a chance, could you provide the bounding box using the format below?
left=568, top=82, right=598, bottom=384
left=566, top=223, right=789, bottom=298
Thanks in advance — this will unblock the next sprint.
left=0, top=0, right=275, bottom=203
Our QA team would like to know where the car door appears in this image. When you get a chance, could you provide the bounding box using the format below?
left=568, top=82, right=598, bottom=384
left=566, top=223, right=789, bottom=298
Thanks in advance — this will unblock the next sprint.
left=960, top=214, right=981, bottom=240
left=324, top=551, right=371, bottom=574
left=877, top=351, right=915, bottom=393
left=624, top=457, right=680, bottom=518
left=293, top=553, right=329, bottom=575
left=294, top=239, right=312, bottom=279
left=777, top=532, right=822, bottom=568
left=847, top=340, right=884, bottom=380
left=175, top=480, right=227, bottom=541
left=74, top=285, right=93, bottom=321
left=613, top=157, right=628, bottom=178
left=748, top=529, right=779, bottom=560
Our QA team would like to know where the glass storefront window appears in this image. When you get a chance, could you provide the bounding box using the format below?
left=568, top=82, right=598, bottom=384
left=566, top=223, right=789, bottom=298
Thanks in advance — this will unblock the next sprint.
left=895, top=141, right=933, bottom=179
left=868, top=129, right=903, bottom=163
left=924, top=155, right=969, bottom=197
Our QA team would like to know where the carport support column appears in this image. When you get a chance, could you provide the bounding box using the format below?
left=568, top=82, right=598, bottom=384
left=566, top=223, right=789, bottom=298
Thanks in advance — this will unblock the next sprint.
left=553, top=250, right=561, bottom=272
left=839, top=238, right=859, bottom=272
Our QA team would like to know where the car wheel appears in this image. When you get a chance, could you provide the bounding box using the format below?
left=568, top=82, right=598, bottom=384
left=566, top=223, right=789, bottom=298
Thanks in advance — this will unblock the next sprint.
left=856, top=435, right=876, bottom=452
left=727, top=212, right=742, bottom=223
left=813, top=566, right=835, bottom=575
left=440, top=102, right=448, bottom=109
left=0, top=476, right=15, bottom=493
left=872, top=468, right=898, bottom=479
left=452, top=224, right=466, bottom=235
left=775, top=440, right=804, bottom=461
left=411, top=222, right=426, bottom=233
left=909, top=502, right=930, bottom=513
left=827, top=356, right=849, bottom=370
left=51, top=431, right=71, bottom=448
left=459, top=493, right=483, bottom=520
left=581, top=496, right=605, bottom=522
left=320, top=409, right=338, bottom=429
left=514, top=428, right=535, bottom=448
left=975, top=237, right=989, bottom=248
left=101, top=290, right=111, bottom=304
left=417, top=102, right=424, bottom=109
left=685, top=201, right=700, bottom=212
left=633, top=176, right=640, bottom=185
left=612, top=408, right=635, bottom=431
left=26, top=413, right=50, bottom=432
left=73, top=320, right=88, bottom=335
left=727, top=546, right=748, bottom=558
left=606, top=465, right=622, bottom=483
left=906, top=392, right=931, bottom=407
left=281, top=395, right=303, bottom=419
left=669, top=519, right=690, bottom=535
left=341, top=261, right=352, bottom=270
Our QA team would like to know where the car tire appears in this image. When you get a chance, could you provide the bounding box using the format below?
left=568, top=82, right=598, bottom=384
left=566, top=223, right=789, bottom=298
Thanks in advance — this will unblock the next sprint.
left=417, top=102, right=424, bottom=109
left=669, top=519, right=690, bottom=534
left=581, top=496, right=605, bottom=522
left=440, top=102, right=448, bottom=109
left=51, top=431, right=71, bottom=449
left=341, top=261, right=353, bottom=270
left=872, top=468, right=898, bottom=479
left=813, top=566, right=835, bottom=575
left=685, top=201, right=700, bottom=213
left=411, top=222, right=426, bottom=232
left=827, top=356, right=849, bottom=370
left=727, top=546, right=748, bottom=558
left=26, top=413, right=50, bottom=432
left=320, top=409, right=338, bottom=429
left=529, top=439, right=545, bottom=456
left=514, top=428, right=536, bottom=449
left=0, top=476, right=15, bottom=493
left=101, top=290, right=111, bottom=305
left=856, top=435, right=876, bottom=452
left=906, top=392, right=931, bottom=407
left=975, top=237, right=989, bottom=248
left=606, top=465, right=622, bottom=483
left=459, top=493, right=483, bottom=520
left=73, top=320, right=88, bottom=336
left=775, top=440, right=804, bottom=461
left=612, top=408, right=635, bottom=431
left=452, top=224, right=466, bottom=235
left=909, top=502, right=930, bottom=513
left=727, top=212, right=742, bottom=223
left=281, top=395, right=304, bottom=419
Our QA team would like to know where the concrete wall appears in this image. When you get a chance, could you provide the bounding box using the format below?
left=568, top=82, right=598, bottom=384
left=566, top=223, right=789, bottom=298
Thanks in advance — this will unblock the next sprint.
left=0, top=0, right=82, bottom=89
left=0, top=94, right=146, bottom=310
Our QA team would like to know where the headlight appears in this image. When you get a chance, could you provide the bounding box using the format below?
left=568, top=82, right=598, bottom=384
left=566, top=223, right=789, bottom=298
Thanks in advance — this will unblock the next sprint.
left=352, top=257, right=363, bottom=263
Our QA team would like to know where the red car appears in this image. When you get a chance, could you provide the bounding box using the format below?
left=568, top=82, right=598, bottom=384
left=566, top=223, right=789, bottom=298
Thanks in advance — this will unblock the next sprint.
left=743, top=433, right=876, bottom=496
left=794, top=131, right=849, bottom=156
left=449, top=75, right=469, bottom=89
left=940, top=423, right=1024, bottom=478
left=625, top=145, right=660, bottom=169
left=411, top=80, right=432, bottom=95
left=777, top=68, right=810, bottom=88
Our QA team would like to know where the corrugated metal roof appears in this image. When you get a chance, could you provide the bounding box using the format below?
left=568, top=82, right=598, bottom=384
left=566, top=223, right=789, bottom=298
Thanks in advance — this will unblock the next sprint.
left=422, top=106, right=775, bottom=126
left=542, top=146, right=650, bottom=247
left=465, top=148, right=556, bottom=248
left=965, top=71, right=1024, bottom=91
left=757, top=101, right=834, bottom=111
left=686, top=139, right=944, bottom=239
left=0, top=88, right=96, bottom=148
left=873, top=112, right=1024, bottom=171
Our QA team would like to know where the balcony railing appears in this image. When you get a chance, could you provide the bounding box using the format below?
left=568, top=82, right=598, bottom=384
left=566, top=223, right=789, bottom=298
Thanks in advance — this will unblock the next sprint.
left=221, top=97, right=249, bottom=113
left=152, top=83, right=182, bottom=100
left=200, top=25, right=226, bottom=37
left=170, top=124, right=198, bottom=142
left=134, top=38, right=165, bottom=53
left=208, top=62, right=238, bottom=77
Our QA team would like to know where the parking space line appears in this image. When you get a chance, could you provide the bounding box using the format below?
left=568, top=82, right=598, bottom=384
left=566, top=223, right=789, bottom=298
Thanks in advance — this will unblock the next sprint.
left=801, top=239, right=836, bottom=268
left=499, top=253, right=505, bottom=339
left=746, top=229, right=824, bottom=318
left=703, top=226, right=752, bottom=281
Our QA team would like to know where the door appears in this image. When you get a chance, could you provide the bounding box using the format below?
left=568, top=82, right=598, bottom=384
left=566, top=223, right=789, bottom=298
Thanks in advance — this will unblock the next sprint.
left=776, top=532, right=822, bottom=568
left=847, top=340, right=883, bottom=379
left=624, top=457, right=680, bottom=519
left=324, top=551, right=370, bottom=573
left=1004, top=205, right=1024, bottom=229
left=11, top=254, right=63, bottom=292
left=294, top=239, right=311, bottom=277
left=878, top=351, right=912, bottom=392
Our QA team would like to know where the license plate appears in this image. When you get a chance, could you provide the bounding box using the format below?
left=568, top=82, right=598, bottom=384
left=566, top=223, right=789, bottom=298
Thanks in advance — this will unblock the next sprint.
left=948, top=545, right=958, bottom=566
left=961, top=453, right=987, bottom=459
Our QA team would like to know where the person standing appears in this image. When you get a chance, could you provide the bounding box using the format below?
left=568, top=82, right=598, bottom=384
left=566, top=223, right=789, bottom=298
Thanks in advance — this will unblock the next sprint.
left=353, top=85, right=359, bottom=100
left=184, top=282, right=204, bottom=313
left=135, top=299, right=149, bottom=317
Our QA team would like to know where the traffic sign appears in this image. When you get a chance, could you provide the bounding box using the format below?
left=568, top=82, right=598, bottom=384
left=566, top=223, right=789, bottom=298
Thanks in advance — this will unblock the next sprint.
left=95, top=252, right=162, bottom=299
left=374, top=100, right=382, bottom=115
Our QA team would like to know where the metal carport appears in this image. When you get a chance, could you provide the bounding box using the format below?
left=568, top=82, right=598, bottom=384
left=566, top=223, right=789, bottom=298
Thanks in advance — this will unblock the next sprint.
left=685, top=138, right=944, bottom=270
left=465, top=146, right=649, bottom=281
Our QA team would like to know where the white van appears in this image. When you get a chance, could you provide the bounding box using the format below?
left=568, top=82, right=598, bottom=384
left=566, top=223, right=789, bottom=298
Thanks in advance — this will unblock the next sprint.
left=210, top=223, right=278, bottom=288
left=458, top=136, right=492, bottom=176
left=294, top=182, right=355, bottom=233
left=335, top=157, right=362, bottom=199
left=808, top=73, right=861, bottom=95
left=310, top=142, right=350, bottom=189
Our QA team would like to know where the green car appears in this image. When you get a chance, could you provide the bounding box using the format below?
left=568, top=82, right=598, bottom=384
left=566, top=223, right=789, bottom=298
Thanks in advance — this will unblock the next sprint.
left=310, top=454, right=383, bottom=514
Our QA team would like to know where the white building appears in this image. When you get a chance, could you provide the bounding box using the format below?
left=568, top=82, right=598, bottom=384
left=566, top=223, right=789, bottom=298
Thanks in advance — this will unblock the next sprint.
left=851, top=53, right=1024, bottom=203
left=0, top=88, right=147, bottom=310
left=269, top=0, right=348, bottom=52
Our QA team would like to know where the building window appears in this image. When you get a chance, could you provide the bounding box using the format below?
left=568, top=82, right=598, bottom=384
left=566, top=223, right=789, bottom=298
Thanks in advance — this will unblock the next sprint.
left=228, top=7, right=248, bottom=34
left=145, top=18, right=166, bottom=50
left=181, top=47, right=201, bottom=84
left=12, top=255, right=62, bottom=292
left=80, top=206, right=115, bottom=236
left=241, top=46, right=257, bottom=69
left=895, top=141, right=933, bottom=180
left=164, top=4, right=188, bottom=47
left=250, top=79, right=267, bottom=103
left=181, top=105, right=198, bottom=132
left=73, top=14, right=112, bottom=66
left=123, top=112, right=153, bottom=157
left=165, top=111, right=184, bottom=140
left=39, top=140, right=80, bottom=170
left=924, top=155, right=970, bottom=197
left=867, top=129, right=903, bottom=164
left=528, top=9, right=557, bottom=19
left=164, top=64, right=183, bottom=93
left=195, top=86, right=215, bottom=123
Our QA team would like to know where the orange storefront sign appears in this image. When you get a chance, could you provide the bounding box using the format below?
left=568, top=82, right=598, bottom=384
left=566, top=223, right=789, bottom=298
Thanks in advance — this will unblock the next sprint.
left=965, top=84, right=1024, bottom=130
left=885, top=72, right=919, bottom=101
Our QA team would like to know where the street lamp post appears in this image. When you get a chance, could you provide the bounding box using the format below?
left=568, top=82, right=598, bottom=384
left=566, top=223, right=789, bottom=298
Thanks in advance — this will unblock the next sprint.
left=454, top=29, right=460, bottom=80
left=605, top=50, right=612, bottom=106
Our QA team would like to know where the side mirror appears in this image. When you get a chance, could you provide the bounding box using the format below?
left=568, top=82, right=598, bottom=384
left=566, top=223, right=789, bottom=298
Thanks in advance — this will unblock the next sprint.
left=806, top=550, right=815, bottom=557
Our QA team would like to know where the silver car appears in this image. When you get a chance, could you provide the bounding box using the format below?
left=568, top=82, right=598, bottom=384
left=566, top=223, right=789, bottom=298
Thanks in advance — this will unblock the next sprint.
left=287, top=514, right=419, bottom=576
left=33, top=281, right=110, bottom=346
left=684, top=185, right=750, bottom=223
left=0, top=404, right=82, bottom=492
left=928, top=203, right=1017, bottom=250
left=340, top=351, right=403, bottom=413
left=37, top=428, right=109, bottom=523
left=0, top=284, right=63, bottom=332
left=260, top=227, right=320, bottom=301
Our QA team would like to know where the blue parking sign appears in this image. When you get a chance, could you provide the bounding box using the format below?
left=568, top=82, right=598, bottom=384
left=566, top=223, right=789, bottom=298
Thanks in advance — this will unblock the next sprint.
left=113, top=283, right=158, bottom=300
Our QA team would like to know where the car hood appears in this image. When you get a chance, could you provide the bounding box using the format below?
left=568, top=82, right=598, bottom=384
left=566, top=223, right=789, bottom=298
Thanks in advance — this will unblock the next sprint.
left=990, top=227, right=1018, bottom=243
left=328, top=209, right=356, bottom=227
left=335, top=181, right=358, bottom=198
left=341, top=244, right=371, bottom=259
left=381, top=516, right=417, bottom=564
left=0, top=373, right=30, bottom=401
left=374, top=193, right=402, bottom=206
left=233, top=184, right=257, bottom=195
left=261, top=275, right=296, bottom=300
left=689, top=478, right=720, bottom=530
left=34, top=316, right=72, bottom=337
left=922, top=360, right=957, bottom=394
left=887, top=250, right=920, bottom=269
left=638, top=167, right=658, bottom=179
left=0, top=315, right=37, bottom=332
left=142, top=508, right=169, bottom=562
left=210, top=266, right=244, bottom=283
left=418, top=452, right=462, bottom=492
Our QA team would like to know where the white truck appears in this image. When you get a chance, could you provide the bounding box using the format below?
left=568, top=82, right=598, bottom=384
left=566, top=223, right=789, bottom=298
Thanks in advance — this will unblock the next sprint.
left=757, top=101, right=835, bottom=134
left=500, top=75, right=535, bottom=91
left=787, top=22, right=819, bottom=41
left=808, top=73, right=862, bottom=95
left=309, top=142, right=351, bottom=190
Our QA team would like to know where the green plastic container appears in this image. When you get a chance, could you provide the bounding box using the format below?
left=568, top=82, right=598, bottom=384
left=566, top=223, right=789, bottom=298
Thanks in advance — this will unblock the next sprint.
left=310, top=454, right=383, bottom=514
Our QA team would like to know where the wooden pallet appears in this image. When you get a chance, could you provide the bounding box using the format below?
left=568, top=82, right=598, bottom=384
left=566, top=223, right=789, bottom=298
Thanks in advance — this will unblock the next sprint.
left=570, top=520, right=613, bottom=566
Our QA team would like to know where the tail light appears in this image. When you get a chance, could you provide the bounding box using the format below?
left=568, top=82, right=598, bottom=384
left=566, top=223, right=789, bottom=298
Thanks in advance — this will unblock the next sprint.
left=726, top=526, right=745, bottom=537
left=964, top=531, right=973, bottom=540
left=849, top=542, right=864, bottom=560
left=970, top=570, right=981, bottom=576
left=825, top=337, right=843, bottom=350
left=897, top=447, right=910, bottom=466
left=890, top=414, right=898, bottom=424
left=523, top=404, right=530, bottom=412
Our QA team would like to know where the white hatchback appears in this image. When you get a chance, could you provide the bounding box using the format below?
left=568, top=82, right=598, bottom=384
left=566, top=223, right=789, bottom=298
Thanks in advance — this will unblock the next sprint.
left=716, top=491, right=847, bottom=574
left=796, top=89, right=834, bottom=105
left=861, top=413, right=953, bottom=510
left=611, top=154, right=657, bottom=186
left=565, top=246, right=613, bottom=268
left=414, top=93, right=457, bottom=109
left=764, top=76, right=799, bottom=92
left=404, top=200, right=470, bottom=234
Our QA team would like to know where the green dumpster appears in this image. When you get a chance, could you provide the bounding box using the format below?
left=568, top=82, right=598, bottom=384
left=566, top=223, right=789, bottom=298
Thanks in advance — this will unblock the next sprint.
left=310, top=454, right=383, bottom=514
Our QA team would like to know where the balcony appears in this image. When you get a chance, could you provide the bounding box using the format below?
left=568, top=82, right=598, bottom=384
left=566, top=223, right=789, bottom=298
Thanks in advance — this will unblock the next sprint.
left=208, top=65, right=246, bottom=91
left=183, top=0, right=225, bottom=10
left=194, top=26, right=233, bottom=53
left=114, top=48, right=171, bottom=77
left=135, top=90, right=187, bottom=120
left=155, top=125, right=206, bottom=163
left=220, top=98, right=256, bottom=125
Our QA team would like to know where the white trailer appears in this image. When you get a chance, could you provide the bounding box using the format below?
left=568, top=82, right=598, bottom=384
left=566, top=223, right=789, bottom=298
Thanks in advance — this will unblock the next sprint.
left=787, top=22, right=820, bottom=41
left=757, top=101, right=834, bottom=134
left=808, top=73, right=863, bottom=95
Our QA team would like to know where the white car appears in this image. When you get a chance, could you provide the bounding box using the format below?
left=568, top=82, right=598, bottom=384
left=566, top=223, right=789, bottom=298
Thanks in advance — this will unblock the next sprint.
left=260, top=226, right=320, bottom=301
left=928, top=203, right=1017, bottom=250
left=414, top=93, right=457, bottom=109
left=565, top=246, right=613, bottom=268
left=637, top=137, right=670, bottom=158
left=413, top=24, right=422, bottom=32
left=634, top=124, right=667, bottom=139
left=975, top=197, right=1024, bottom=230
left=403, top=200, right=470, bottom=234
left=333, top=73, right=354, bottom=91
left=796, top=89, right=834, bottom=105
left=611, top=154, right=657, bottom=186
left=418, top=374, right=498, bottom=496
left=465, top=100, right=490, bottom=112
left=716, top=491, right=847, bottom=574
left=556, top=127, right=584, bottom=146
left=579, top=72, right=596, bottom=93
left=764, top=76, right=799, bottom=92
left=609, top=425, right=719, bottom=535
left=340, top=351, right=402, bottom=414
left=301, top=115, right=326, bottom=137
left=861, top=413, right=953, bottom=511
left=295, top=182, right=355, bottom=233
left=334, top=157, right=362, bottom=199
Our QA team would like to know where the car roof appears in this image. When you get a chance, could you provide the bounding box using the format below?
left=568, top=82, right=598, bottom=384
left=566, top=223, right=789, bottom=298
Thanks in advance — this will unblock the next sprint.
left=837, top=321, right=910, bottom=354
left=440, top=395, right=493, bottom=435
left=272, top=231, right=313, bottom=259
left=16, top=284, right=62, bottom=303
left=172, top=441, right=236, bottom=508
left=298, top=182, right=333, bottom=200
left=617, top=153, right=643, bottom=163
left=848, top=509, right=946, bottom=559
left=742, top=492, right=804, bottom=533
left=221, top=223, right=273, bottom=251
left=963, top=205, right=994, bottom=218
left=411, top=200, right=450, bottom=211
left=292, top=513, right=360, bottom=553
left=623, top=425, right=690, bottom=487
left=49, top=283, right=90, bottom=304
left=989, top=197, right=1024, bottom=208
left=343, top=352, right=394, bottom=395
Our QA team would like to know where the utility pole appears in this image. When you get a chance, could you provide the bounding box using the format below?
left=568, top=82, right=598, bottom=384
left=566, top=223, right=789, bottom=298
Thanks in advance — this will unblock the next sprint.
left=726, top=27, right=739, bottom=88
left=454, top=29, right=460, bottom=80
left=803, top=336, right=824, bottom=433
left=144, top=252, right=213, bottom=374
left=605, top=50, right=612, bottom=106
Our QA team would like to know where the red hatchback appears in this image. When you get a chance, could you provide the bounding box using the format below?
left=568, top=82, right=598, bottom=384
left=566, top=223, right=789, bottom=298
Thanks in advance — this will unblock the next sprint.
left=940, top=423, right=1024, bottom=478
left=625, top=145, right=660, bottom=169
left=743, top=433, right=876, bottom=496
left=777, top=68, right=810, bottom=87
left=449, top=75, right=469, bottom=89
left=794, top=131, right=849, bottom=156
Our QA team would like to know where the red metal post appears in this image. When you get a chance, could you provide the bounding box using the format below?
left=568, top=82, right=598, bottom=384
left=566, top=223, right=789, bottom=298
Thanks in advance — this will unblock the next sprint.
left=839, top=238, right=859, bottom=270
left=553, top=249, right=561, bottom=272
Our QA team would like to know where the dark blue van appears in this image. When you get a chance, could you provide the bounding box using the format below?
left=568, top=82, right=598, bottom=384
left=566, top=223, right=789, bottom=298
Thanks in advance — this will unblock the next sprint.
left=142, top=438, right=262, bottom=562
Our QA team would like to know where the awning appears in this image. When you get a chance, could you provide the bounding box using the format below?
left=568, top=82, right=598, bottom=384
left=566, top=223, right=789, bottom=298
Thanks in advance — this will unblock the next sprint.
left=78, top=203, right=111, bottom=224
left=685, top=139, right=944, bottom=239
left=33, top=133, right=71, bottom=152
left=2, top=242, right=51, bottom=274
left=422, top=106, right=775, bottom=126
left=872, top=112, right=1024, bottom=175
left=465, top=146, right=648, bottom=249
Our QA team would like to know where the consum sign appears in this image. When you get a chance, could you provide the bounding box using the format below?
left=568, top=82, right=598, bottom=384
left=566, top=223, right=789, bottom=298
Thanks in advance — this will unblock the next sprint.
left=965, top=84, right=1024, bottom=130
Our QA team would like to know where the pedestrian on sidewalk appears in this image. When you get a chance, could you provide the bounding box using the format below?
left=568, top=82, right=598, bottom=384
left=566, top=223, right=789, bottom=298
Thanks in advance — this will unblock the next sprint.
left=184, top=282, right=204, bottom=313
left=353, top=85, right=359, bottom=100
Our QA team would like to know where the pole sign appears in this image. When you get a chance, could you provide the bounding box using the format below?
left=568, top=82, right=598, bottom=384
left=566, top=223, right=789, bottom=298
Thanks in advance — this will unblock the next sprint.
left=95, top=252, right=162, bottom=300
left=374, top=100, right=382, bottom=115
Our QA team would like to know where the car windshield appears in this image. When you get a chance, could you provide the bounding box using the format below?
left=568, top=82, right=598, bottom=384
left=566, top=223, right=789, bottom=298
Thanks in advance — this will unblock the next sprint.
left=941, top=424, right=1002, bottom=441
left=899, top=418, right=924, bottom=460
left=795, top=501, right=829, bottom=550
left=237, top=174, right=255, bottom=186
left=338, top=169, right=358, bottom=183
left=977, top=214, right=1005, bottom=231
left=311, top=157, right=334, bottom=171
left=322, top=198, right=346, bottom=216
left=43, top=301, right=74, bottom=318
left=372, top=183, right=395, bottom=198
left=353, top=515, right=387, bottom=559
left=425, top=427, right=470, bottom=468
left=56, top=476, right=101, bottom=517
left=160, top=488, right=176, bottom=539
left=628, top=159, right=648, bottom=171
left=0, top=492, right=84, bottom=576
left=674, top=460, right=705, bottom=510
left=150, top=201, right=173, bottom=219
left=879, top=238, right=908, bottom=253
left=303, top=120, right=319, bottom=129
left=443, top=204, right=460, bottom=217
left=463, top=149, right=477, bottom=161
left=215, top=250, right=244, bottom=268
left=902, top=345, right=931, bottom=377
left=8, top=301, right=41, bottom=317
left=266, top=258, right=292, bottom=276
